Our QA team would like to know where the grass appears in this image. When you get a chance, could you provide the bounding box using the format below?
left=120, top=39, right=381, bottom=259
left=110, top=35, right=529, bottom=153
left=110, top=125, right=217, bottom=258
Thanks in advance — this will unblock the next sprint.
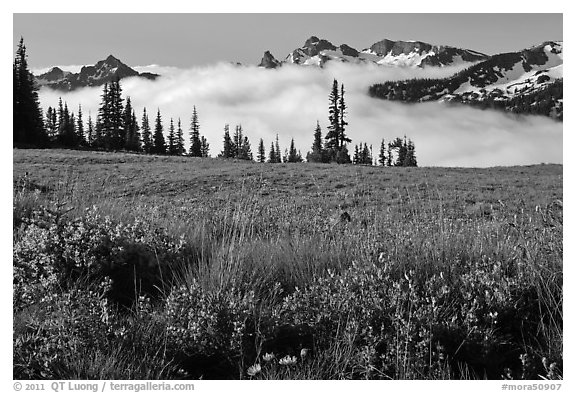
left=13, top=148, right=563, bottom=380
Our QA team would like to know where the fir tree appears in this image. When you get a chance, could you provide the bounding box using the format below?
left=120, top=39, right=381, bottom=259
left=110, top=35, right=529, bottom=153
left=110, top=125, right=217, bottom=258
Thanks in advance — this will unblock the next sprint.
left=95, top=80, right=125, bottom=150
left=233, top=125, right=244, bottom=158
left=403, top=138, right=418, bottom=167
left=200, top=136, right=210, bottom=157
left=378, top=139, right=387, bottom=166
left=353, top=144, right=360, bottom=164
left=325, top=79, right=340, bottom=153
left=152, top=109, right=166, bottom=154
left=13, top=37, right=47, bottom=147
left=141, top=108, right=152, bottom=153
left=168, top=118, right=177, bottom=155
left=307, top=121, right=326, bottom=163
left=257, top=138, right=266, bottom=163
left=396, top=136, right=408, bottom=167
left=274, top=134, right=282, bottom=163
left=123, top=97, right=139, bottom=152
left=57, top=102, right=76, bottom=147
left=175, top=118, right=185, bottom=155
left=240, top=136, right=253, bottom=160
left=287, top=138, right=302, bottom=162
left=325, top=79, right=350, bottom=163
left=68, top=113, right=77, bottom=147
left=87, top=113, right=95, bottom=147
left=189, top=106, right=202, bottom=157
left=108, top=79, right=125, bottom=150
left=95, top=83, right=110, bottom=149
left=45, top=107, right=58, bottom=143
left=335, top=145, right=352, bottom=164
left=339, top=84, right=351, bottom=147
left=129, top=110, right=141, bottom=152
left=220, top=124, right=233, bottom=158
left=76, top=104, right=85, bottom=146
left=268, top=141, right=277, bottom=163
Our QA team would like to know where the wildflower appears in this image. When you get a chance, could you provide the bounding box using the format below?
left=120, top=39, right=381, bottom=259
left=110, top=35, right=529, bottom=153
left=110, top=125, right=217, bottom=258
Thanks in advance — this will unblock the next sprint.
left=247, top=364, right=262, bottom=376
left=262, top=352, right=276, bottom=362
left=300, top=348, right=310, bottom=359
left=279, top=355, right=297, bottom=366
left=488, top=311, right=498, bottom=324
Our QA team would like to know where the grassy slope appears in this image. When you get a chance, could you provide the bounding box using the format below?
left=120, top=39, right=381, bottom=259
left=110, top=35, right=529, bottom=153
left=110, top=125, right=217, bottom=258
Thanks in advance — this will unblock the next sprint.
left=13, top=149, right=563, bottom=380
left=13, top=148, right=562, bottom=217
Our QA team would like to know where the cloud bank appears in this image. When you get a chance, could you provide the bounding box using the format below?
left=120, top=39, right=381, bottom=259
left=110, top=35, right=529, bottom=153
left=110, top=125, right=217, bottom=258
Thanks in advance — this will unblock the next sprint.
left=37, top=62, right=563, bottom=167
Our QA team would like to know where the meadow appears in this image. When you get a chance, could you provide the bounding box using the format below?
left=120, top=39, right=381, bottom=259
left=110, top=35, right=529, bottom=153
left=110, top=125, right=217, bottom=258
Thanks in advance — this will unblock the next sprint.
left=13, top=148, right=563, bottom=380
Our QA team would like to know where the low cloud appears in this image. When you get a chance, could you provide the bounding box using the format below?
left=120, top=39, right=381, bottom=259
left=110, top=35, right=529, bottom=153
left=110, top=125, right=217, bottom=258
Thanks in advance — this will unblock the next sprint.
left=37, top=62, right=562, bottom=167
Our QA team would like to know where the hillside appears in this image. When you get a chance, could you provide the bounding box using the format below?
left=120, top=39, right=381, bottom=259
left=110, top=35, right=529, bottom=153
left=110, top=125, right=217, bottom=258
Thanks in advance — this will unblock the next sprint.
left=13, top=149, right=563, bottom=380
left=369, top=42, right=563, bottom=119
left=13, top=149, right=562, bottom=218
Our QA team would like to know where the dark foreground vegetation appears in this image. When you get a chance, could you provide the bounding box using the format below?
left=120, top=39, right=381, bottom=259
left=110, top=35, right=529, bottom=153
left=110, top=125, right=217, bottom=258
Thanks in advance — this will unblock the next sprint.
left=13, top=149, right=562, bottom=380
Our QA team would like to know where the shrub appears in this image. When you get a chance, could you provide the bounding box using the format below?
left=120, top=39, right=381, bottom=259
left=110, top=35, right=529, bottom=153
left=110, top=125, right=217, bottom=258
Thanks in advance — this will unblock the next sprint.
left=164, top=281, right=257, bottom=378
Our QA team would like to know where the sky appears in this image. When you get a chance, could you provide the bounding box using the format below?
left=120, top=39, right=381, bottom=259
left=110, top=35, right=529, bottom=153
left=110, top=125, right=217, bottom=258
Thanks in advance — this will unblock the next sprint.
left=13, top=13, right=563, bottom=69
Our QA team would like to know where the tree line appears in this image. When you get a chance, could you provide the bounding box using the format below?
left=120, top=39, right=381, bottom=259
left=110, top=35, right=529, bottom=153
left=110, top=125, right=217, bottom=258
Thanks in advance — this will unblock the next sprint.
left=14, top=38, right=418, bottom=166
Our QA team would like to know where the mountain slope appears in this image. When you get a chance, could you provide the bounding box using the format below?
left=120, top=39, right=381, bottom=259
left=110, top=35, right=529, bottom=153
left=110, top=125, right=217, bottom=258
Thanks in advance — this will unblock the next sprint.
left=35, top=55, right=159, bottom=91
left=368, top=41, right=563, bottom=119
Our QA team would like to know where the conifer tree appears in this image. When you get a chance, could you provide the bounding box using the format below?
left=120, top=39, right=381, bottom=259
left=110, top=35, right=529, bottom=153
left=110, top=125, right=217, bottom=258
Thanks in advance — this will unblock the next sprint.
left=240, top=135, right=253, bottom=160
left=353, top=144, right=359, bottom=164
left=109, top=79, right=125, bottom=150
left=68, top=113, right=77, bottom=147
left=325, top=79, right=350, bottom=163
left=200, top=136, right=210, bottom=157
left=87, top=113, right=95, bottom=147
left=175, top=118, right=186, bottom=155
left=396, top=136, right=408, bottom=167
left=325, top=79, right=340, bottom=153
left=141, top=108, right=152, bottom=153
left=57, top=102, right=76, bottom=147
left=339, top=84, right=350, bottom=147
left=233, top=125, right=244, bottom=158
left=123, top=97, right=139, bottom=151
left=57, top=97, right=64, bottom=128
left=287, top=138, right=302, bottom=162
left=128, top=110, right=140, bottom=152
left=189, top=106, right=202, bottom=157
left=274, top=134, right=282, bottom=163
left=403, top=138, right=418, bottom=167
left=95, top=83, right=110, bottom=148
left=152, top=109, right=166, bottom=154
left=307, top=121, right=326, bottom=163
left=45, top=107, right=58, bottom=143
left=95, top=80, right=125, bottom=150
left=257, top=138, right=266, bottom=163
left=168, top=118, right=176, bottom=155
left=268, top=142, right=277, bottom=163
left=76, top=104, right=85, bottom=146
left=94, top=114, right=103, bottom=149
left=13, top=37, right=47, bottom=147
left=378, top=139, right=387, bottom=166
left=220, top=124, right=233, bottom=158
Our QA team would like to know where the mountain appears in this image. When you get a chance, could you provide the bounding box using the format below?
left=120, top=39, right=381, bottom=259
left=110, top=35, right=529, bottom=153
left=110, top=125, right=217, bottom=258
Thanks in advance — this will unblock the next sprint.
left=259, top=36, right=488, bottom=68
left=368, top=41, right=563, bottom=120
left=258, top=51, right=281, bottom=69
left=34, top=55, right=159, bottom=91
